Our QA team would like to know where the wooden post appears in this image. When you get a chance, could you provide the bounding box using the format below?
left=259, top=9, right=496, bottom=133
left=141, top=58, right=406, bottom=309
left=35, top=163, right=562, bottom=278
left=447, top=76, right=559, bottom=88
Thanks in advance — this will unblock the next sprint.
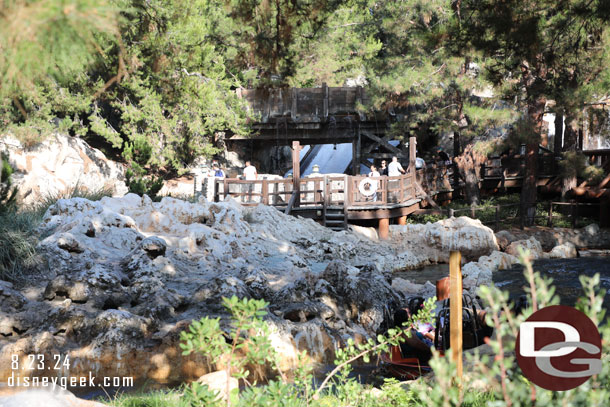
left=262, top=180, right=269, bottom=205
left=291, top=88, right=298, bottom=121
left=352, top=129, right=360, bottom=175
left=397, top=215, right=407, bottom=225
left=547, top=202, right=553, bottom=227
left=571, top=200, right=576, bottom=229
left=453, top=132, right=460, bottom=189
left=379, top=218, right=389, bottom=240
left=495, top=205, right=500, bottom=231
left=449, top=251, right=463, bottom=380
left=292, top=141, right=301, bottom=207
left=409, top=136, right=417, bottom=170
left=323, top=83, right=329, bottom=119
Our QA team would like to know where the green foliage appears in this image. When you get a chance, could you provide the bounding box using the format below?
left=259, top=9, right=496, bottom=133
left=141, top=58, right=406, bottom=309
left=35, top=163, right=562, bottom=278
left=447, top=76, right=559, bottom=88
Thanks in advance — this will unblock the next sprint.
left=560, top=151, right=607, bottom=185
left=0, top=0, right=120, bottom=101
left=0, top=210, right=41, bottom=281
left=176, top=295, right=438, bottom=407
left=0, top=153, right=17, bottom=212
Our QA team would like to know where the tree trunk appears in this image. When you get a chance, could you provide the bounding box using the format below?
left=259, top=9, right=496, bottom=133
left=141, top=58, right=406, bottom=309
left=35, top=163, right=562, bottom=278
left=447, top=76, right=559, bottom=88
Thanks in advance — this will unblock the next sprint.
left=521, top=142, right=538, bottom=226
left=564, top=115, right=580, bottom=150
left=520, top=98, right=545, bottom=226
left=553, top=110, right=563, bottom=153
left=455, top=144, right=484, bottom=205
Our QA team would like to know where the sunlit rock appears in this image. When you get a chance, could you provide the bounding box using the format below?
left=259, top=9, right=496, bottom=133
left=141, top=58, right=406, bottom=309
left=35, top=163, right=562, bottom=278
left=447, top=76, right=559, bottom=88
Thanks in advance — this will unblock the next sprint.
left=548, top=242, right=578, bottom=259
left=0, top=133, right=128, bottom=205
left=505, top=237, right=544, bottom=259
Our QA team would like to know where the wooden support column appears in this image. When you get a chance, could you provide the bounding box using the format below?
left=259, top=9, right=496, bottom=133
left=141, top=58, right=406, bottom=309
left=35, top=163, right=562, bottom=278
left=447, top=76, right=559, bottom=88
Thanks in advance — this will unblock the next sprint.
left=352, top=126, right=361, bottom=175
left=449, top=251, right=463, bottom=380
left=409, top=136, right=416, bottom=170
left=378, top=218, right=389, bottom=240
left=292, top=141, right=301, bottom=207
left=397, top=215, right=407, bottom=225
left=453, top=132, right=461, bottom=189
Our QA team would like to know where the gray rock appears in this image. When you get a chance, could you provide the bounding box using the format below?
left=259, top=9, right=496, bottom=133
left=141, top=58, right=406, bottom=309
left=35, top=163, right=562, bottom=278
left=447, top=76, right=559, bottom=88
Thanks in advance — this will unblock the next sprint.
left=139, top=236, right=167, bottom=258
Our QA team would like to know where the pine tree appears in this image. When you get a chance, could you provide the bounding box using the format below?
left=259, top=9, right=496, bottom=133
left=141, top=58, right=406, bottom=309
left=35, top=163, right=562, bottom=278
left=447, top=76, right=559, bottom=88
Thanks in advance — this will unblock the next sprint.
left=457, top=0, right=610, bottom=224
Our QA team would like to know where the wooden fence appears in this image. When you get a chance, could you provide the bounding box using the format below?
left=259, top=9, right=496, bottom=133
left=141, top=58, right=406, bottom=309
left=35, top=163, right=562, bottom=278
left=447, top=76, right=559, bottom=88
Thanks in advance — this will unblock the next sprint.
left=214, top=171, right=420, bottom=209
left=413, top=200, right=601, bottom=231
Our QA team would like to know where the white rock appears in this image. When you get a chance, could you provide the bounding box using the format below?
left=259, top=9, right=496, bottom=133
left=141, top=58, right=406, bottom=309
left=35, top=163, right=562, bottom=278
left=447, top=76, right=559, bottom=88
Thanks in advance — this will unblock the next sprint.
left=505, top=237, right=544, bottom=259
left=197, top=370, right=238, bottom=402
left=548, top=242, right=578, bottom=259
left=1, top=133, right=127, bottom=205
left=462, top=250, right=518, bottom=289
left=390, top=216, right=499, bottom=262
left=584, top=223, right=600, bottom=236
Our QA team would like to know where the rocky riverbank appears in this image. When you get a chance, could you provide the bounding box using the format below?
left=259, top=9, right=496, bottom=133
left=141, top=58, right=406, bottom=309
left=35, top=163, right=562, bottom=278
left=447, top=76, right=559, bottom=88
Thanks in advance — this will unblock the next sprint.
left=0, top=193, right=607, bottom=386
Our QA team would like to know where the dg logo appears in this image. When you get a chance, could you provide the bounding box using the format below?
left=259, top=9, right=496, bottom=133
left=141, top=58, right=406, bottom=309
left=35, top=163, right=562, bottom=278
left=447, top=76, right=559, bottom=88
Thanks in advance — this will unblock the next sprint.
left=516, top=305, right=602, bottom=391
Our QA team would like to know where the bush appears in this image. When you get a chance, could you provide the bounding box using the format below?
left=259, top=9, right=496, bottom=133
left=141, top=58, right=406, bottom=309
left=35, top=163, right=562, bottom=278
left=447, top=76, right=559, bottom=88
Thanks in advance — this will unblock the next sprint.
left=0, top=210, right=41, bottom=281
left=0, top=153, right=17, bottom=212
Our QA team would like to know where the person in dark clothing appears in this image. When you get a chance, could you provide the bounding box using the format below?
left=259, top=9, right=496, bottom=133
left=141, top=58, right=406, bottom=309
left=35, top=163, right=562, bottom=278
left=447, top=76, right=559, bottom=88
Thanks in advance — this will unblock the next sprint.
left=379, top=160, right=388, bottom=176
left=437, top=147, right=451, bottom=163
left=394, top=309, right=433, bottom=364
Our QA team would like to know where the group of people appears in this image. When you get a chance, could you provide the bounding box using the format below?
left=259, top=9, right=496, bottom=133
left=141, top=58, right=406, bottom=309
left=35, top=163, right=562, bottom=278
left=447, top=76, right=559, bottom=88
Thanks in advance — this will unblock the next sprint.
left=203, top=161, right=259, bottom=181
left=368, top=156, right=407, bottom=178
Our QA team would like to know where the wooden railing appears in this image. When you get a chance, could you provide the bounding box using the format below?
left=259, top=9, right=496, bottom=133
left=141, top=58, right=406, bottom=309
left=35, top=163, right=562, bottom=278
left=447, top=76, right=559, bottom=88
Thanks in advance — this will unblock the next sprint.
left=214, top=171, right=419, bottom=208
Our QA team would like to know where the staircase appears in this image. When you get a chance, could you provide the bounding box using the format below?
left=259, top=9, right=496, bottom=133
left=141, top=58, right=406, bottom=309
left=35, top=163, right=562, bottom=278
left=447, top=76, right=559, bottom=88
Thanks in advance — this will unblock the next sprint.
left=323, top=205, right=347, bottom=231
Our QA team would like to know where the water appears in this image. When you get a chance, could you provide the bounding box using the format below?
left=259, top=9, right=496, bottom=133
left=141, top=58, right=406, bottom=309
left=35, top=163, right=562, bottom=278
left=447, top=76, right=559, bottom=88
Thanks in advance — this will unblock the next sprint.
left=394, top=263, right=449, bottom=285
left=395, top=257, right=610, bottom=311
left=493, top=257, right=610, bottom=310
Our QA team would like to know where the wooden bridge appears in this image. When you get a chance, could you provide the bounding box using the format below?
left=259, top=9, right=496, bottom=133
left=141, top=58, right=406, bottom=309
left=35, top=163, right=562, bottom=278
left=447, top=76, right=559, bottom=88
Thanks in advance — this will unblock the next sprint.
left=230, top=86, right=410, bottom=173
left=217, top=86, right=610, bottom=231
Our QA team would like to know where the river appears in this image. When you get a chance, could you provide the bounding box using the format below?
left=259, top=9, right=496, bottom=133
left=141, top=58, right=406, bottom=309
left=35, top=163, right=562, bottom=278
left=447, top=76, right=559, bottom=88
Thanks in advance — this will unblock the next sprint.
left=395, top=255, right=610, bottom=312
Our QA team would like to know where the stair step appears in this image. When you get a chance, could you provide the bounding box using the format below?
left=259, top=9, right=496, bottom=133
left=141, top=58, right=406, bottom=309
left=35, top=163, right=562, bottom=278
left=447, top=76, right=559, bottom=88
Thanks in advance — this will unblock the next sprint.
left=325, top=213, right=345, bottom=218
left=325, top=220, right=345, bottom=225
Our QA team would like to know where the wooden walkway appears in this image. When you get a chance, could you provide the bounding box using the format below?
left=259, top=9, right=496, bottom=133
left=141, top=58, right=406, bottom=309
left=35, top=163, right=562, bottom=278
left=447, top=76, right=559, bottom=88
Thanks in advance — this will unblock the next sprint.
left=214, top=165, right=454, bottom=233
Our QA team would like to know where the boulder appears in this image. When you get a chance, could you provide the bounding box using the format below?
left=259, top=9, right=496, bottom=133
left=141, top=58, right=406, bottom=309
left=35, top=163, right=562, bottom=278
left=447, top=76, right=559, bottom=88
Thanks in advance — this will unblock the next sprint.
left=1, top=133, right=127, bottom=205
left=391, top=278, right=425, bottom=296
left=390, top=216, right=499, bottom=262
left=197, top=370, right=238, bottom=402
left=495, top=230, right=517, bottom=251
left=548, top=242, right=578, bottom=259
left=462, top=251, right=518, bottom=289
left=505, top=237, right=544, bottom=260
left=0, top=388, right=106, bottom=407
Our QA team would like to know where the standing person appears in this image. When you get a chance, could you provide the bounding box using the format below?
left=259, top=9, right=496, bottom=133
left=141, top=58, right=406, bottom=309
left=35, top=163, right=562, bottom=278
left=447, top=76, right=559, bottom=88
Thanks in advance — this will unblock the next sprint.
left=243, top=161, right=257, bottom=180
left=212, top=164, right=225, bottom=178
left=368, top=165, right=381, bottom=202
left=242, top=161, right=258, bottom=202
left=380, top=160, right=388, bottom=176
left=387, top=157, right=405, bottom=203
left=388, top=156, right=406, bottom=176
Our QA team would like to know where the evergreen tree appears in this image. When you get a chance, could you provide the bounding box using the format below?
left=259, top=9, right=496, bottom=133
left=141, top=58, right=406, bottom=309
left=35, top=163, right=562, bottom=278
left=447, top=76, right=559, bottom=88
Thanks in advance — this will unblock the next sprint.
left=457, top=0, right=610, bottom=223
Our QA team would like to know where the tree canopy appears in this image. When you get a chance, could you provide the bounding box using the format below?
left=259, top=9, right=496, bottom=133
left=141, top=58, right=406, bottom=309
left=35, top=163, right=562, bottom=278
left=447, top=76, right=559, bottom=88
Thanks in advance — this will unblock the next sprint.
left=1, top=0, right=609, bottom=195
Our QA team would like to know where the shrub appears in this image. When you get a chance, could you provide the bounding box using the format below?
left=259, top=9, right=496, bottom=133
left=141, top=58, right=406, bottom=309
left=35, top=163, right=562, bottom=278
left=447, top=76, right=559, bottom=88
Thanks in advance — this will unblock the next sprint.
left=0, top=153, right=17, bottom=212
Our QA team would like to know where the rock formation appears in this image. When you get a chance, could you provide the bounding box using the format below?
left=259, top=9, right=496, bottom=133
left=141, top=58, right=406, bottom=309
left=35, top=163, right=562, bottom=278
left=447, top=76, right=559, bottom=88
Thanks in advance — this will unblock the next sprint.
left=0, top=133, right=127, bottom=205
left=0, top=196, right=501, bottom=386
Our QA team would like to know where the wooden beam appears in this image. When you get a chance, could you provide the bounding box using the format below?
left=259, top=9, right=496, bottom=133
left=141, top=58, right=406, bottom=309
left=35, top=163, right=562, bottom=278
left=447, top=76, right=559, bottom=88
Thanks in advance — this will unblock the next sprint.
left=361, top=131, right=403, bottom=155
left=397, top=215, right=407, bottom=225
left=449, top=251, right=463, bottom=380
